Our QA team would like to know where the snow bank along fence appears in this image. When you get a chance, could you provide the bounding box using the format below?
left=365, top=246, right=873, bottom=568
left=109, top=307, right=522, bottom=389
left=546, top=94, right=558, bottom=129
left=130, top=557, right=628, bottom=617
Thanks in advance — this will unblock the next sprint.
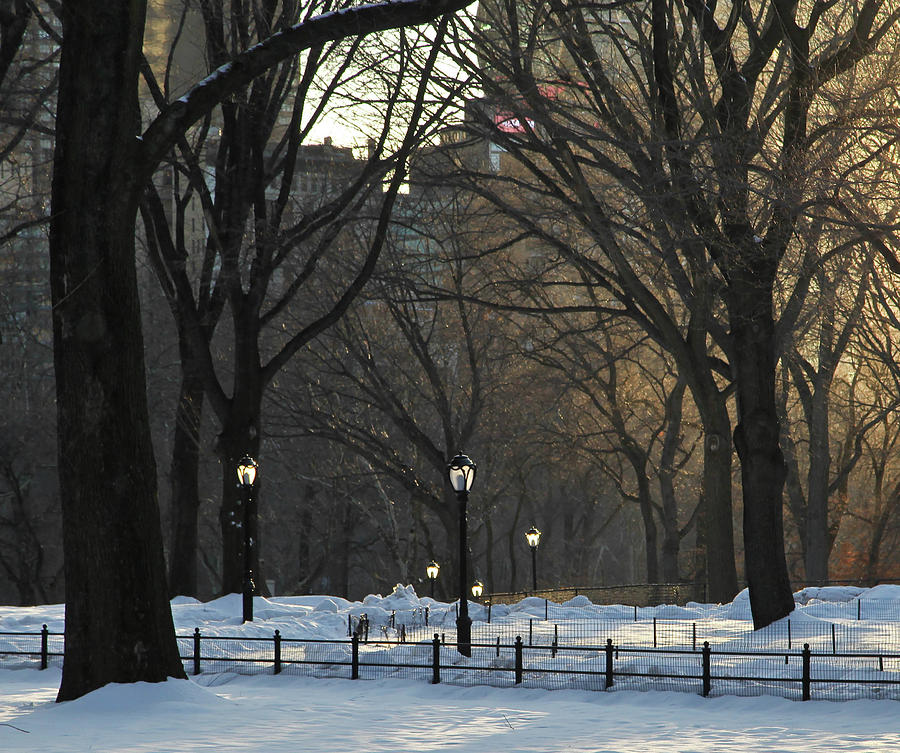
left=6, top=614, right=900, bottom=702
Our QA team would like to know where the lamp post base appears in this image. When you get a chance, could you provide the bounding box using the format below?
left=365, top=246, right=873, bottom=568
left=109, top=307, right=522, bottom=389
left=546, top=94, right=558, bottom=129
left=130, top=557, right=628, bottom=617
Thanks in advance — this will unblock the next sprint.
left=243, top=574, right=255, bottom=623
left=456, top=613, right=472, bottom=657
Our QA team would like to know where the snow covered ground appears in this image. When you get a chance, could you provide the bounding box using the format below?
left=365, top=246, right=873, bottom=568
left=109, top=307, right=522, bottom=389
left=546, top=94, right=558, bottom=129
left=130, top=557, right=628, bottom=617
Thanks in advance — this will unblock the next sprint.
left=4, top=669, right=900, bottom=752
left=2, top=585, right=900, bottom=752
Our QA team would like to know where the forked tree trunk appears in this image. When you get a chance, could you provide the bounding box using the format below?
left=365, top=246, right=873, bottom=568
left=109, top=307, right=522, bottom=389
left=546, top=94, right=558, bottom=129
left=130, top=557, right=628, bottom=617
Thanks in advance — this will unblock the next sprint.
left=50, top=0, right=185, bottom=700
left=729, top=271, right=795, bottom=629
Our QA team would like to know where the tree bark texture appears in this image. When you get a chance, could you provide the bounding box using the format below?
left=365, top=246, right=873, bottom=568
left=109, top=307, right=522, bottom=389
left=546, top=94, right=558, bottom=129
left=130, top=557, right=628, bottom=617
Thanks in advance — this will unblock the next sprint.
left=50, top=0, right=185, bottom=700
left=729, top=274, right=795, bottom=629
left=658, top=380, right=685, bottom=584
left=701, top=421, right=738, bottom=603
left=804, top=386, right=831, bottom=583
left=634, top=467, right=659, bottom=583
left=46, top=0, right=473, bottom=701
left=167, top=367, right=205, bottom=598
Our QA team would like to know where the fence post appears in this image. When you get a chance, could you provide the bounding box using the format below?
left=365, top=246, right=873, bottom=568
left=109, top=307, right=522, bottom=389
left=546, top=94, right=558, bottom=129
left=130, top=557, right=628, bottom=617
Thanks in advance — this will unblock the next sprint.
left=653, top=617, right=657, bottom=648
left=488, top=602, right=492, bottom=624
left=347, top=614, right=352, bottom=637
left=787, top=619, right=791, bottom=650
left=802, top=644, right=811, bottom=701
left=858, top=599, right=861, bottom=621
left=401, top=625, right=406, bottom=643
left=701, top=641, right=711, bottom=697
left=634, top=605, right=638, bottom=622
left=529, top=619, right=533, bottom=646
left=432, top=633, right=441, bottom=684
left=274, top=630, right=281, bottom=675
left=545, top=599, right=549, bottom=621
left=832, top=624, right=836, bottom=655
left=351, top=633, right=360, bottom=680
left=604, top=639, right=614, bottom=690
left=551, top=624, right=558, bottom=658
left=692, top=622, right=696, bottom=653
left=515, top=636, right=524, bottom=684
left=193, top=628, right=201, bottom=676
left=40, top=625, right=48, bottom=670
left=363, top=614, right=369, bottom=643
left=496, top=636, right=500, bottom=657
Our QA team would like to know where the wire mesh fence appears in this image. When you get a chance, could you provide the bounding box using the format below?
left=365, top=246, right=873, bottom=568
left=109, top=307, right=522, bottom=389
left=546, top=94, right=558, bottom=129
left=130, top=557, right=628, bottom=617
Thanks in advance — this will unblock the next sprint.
left=401, top=614, right=900, bottom=659
left=7, top=608, right=900, bottom=702
left=0, top=626, right=63, bottom=670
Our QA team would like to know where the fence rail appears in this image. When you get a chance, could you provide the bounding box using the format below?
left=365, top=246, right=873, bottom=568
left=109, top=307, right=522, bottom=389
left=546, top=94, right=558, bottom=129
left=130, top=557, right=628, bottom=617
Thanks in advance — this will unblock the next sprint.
left=5, top=624, right=900, bottom=702
left=0, top=626, right=59, bottom=670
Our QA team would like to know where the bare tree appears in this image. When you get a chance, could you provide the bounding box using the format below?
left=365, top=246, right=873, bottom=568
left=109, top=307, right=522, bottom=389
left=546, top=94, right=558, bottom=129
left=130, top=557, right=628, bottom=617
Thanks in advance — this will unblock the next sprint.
left=517, top=313, right=700, bottom=584
left=0, top=0, right=59, bottom=247
left=49, top=0, right=472, bottom=701
left=776, top=236, right=890, bottom=583
left=428, top=0, right=900, bottom=627
left=139, top=0, right=460, bottom=599
left=0, top=0, right=61, bottom=608
left=285, top=195, right=507, bottom=595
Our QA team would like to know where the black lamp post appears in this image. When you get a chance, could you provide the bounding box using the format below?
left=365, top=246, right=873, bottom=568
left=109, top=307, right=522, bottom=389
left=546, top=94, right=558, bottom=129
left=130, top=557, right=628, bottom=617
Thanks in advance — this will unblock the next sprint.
left=525, top=525, right=541, bottom=592
left=447, top=452, right=476, bottom=657
left=426, top=560, right=440, bottom=598
left=237, top=455, right=258, bottom=623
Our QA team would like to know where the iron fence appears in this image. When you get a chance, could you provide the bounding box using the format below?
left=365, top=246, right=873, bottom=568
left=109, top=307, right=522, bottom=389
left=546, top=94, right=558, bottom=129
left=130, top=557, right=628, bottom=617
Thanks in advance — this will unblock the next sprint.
left=372, top=597, right=900, bottom=638
left=171, top=631, right=900, bottom=701
left=5, top=623, right=900, bottom=702
left=0, top=626, right=63, bottom=670
left=398, top=612, right=900, bottom=658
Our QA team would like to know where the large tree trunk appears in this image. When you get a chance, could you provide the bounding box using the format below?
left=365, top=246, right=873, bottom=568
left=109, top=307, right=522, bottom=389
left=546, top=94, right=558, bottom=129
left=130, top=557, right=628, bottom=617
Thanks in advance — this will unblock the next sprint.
left=635, top=471, right=659, bottom=583
left=702, top=421, right=739, bottom=602
left=167, top=364, right=205, bottom=598
left=659, top=380, right=685, bottom=583
left=804, top=386, right=831, bottom=583
left=691, top=387, right=739, bottom=602
left=214, top=308, right=264, bottom=594
left=50, top=0, right=185, bottom=700
left=729, top=274, right=794, bottom=629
